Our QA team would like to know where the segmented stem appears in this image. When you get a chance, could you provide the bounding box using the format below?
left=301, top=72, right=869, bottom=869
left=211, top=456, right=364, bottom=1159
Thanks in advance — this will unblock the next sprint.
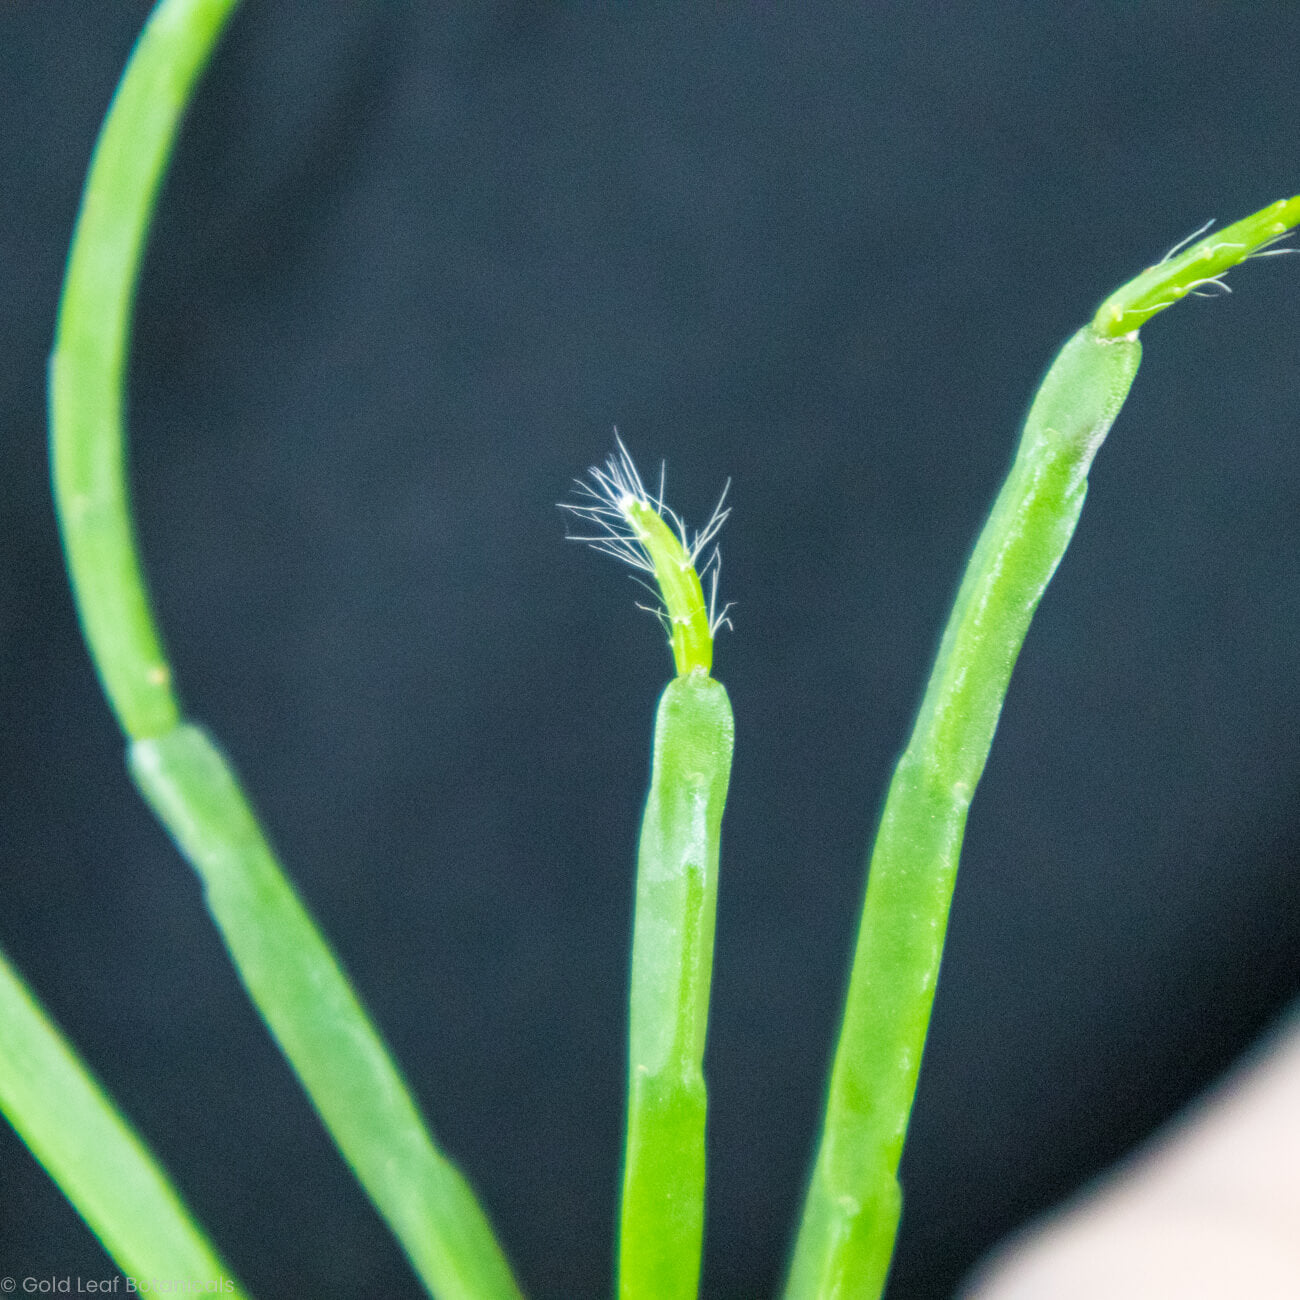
left=47, top=3, right=522, bottom=1296
left=785, top=196, right=1300, bottom=1300
left=619, top=674, right=734, bottom=1300
left=565, top=440, right=735, bottom=1297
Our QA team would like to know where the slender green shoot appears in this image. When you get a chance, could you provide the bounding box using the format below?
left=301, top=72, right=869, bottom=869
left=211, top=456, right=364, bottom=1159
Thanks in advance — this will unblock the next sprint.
left=564, top=436, right=731, bottom=676
left=49, top=0, right=241, bottom=740
left=129, top=727, right=523, bottom=1300
left=0, top=943, right=249, bottom=1293
left=784, top=196, right=1300, bottom=1300
left=566, top=441, right=735, bottom=1299
left=47, top=2, right=522, bottom=1296
left=1093, top=196, right=1300, bottom=338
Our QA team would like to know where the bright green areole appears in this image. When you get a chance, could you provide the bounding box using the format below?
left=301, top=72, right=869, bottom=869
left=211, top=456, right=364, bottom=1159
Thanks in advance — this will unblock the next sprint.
left=784, top=197, right=1300, bottom=1300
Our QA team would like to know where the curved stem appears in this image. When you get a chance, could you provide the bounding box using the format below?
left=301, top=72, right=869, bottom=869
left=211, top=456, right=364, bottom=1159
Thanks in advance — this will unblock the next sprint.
left=47, top=3, right=523, bottom=1296
left=49, top=0, right=238, bottom=739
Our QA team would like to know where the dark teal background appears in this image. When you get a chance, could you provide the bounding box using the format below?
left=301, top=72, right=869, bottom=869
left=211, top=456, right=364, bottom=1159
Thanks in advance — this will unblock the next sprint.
left=3, top=3, right=1300, bottom=1296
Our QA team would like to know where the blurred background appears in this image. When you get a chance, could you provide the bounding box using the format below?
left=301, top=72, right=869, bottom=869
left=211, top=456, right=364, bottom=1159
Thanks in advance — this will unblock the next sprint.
left=3, top=3, right=1300, bottom=1296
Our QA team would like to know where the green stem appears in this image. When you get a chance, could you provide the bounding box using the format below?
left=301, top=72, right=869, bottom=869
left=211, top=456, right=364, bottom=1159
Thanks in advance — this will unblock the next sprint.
left=619, top=672, right=734, bottom=1300
left=0, top=943, right=249, bottom=1292
left=565, top=442, right=736, bottom=1296
left=623, top=500, right=714, bottom=676
left=130, top=727, right=522, bottom=1300
left=47, top=3, right=523, bottom=1296
left=785, top=196, right=1300, bottom=1300
left=49, top=0, right=238, bottom=739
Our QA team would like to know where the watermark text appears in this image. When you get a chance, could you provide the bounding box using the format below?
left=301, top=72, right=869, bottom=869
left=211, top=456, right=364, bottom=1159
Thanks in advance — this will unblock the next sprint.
left=1, top=1279, right=236, bottom=1295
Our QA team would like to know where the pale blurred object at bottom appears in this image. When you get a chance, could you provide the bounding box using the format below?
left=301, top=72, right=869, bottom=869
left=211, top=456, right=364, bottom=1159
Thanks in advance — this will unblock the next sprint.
left=962, top=1007, right=1300, bottom=1299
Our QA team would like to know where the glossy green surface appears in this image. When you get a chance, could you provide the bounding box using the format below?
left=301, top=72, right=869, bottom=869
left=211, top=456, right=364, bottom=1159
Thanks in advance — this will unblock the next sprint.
left=49, top=0, right=241, bottom=739
left=46, top=2, right=522, bottom=1295
left=787, top=199, right=1300, bottom=1300
left=619, top=674, right=734, bottom=1300
left=131, top=727, right=523, bottom=1300
left=0, top=944, right=249, bottom=1292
